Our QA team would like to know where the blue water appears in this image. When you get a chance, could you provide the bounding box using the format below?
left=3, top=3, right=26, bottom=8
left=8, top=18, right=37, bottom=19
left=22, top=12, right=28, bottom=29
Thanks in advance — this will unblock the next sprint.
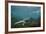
left=11, top=6, right=41, bottom=20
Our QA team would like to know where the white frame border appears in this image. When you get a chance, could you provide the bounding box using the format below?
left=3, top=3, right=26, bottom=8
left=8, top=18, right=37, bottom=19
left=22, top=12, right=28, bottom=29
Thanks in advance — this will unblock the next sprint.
left=8, top=3, right=43, bottom=32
